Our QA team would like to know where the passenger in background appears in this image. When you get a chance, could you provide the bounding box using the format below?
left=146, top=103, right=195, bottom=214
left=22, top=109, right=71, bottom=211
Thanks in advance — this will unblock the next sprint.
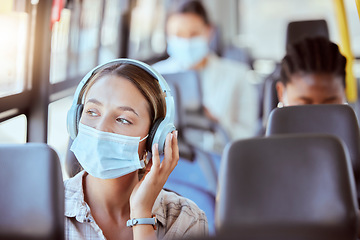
left=276, top=37, right=347, bottom=106
left=153, top=0, right=259, bottom=140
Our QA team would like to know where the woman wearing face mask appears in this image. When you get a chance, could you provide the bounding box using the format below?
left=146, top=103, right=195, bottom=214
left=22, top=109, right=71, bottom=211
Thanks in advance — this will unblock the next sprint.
left=153, top=0, right=259, bottom=140
left=64, top=60, right=208, bottom=239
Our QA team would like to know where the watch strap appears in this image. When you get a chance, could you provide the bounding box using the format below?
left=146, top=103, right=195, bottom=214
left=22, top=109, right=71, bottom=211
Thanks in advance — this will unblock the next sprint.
left=126, top=217, right=157, bottom=228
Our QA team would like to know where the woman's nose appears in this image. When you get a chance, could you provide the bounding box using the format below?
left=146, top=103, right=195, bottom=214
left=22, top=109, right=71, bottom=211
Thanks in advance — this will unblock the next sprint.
left=95, top=115, right=115, bottom=133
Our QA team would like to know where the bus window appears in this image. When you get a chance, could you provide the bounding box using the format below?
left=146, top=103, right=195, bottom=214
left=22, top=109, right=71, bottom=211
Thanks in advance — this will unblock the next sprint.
left=65, top=0, right=103, bottom=77
left=99, top=0, right=123, bottom=63
left=0, top=1, right=29, bottom=97
left=50, top=8, right=71, bottom=84
left=77, top=0, right=102, bottom=74
left=128, top=0, right=167, bottom=61
left=0, top=114, right=27, bottom=143
left=236, top=0, right=341, bottom=61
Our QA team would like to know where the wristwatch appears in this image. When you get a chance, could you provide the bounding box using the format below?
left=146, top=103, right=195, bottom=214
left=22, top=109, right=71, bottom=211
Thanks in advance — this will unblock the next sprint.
left=126, top=217, right=157, bottom=230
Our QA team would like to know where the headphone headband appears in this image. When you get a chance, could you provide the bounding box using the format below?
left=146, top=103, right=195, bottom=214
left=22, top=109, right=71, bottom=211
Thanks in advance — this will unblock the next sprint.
left=67, top=58, right=176, bottom=154
left=72, top=58, right=173, bottom=105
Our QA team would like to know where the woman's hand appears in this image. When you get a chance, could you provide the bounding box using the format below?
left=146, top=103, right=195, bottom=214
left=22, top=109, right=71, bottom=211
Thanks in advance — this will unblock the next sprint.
left=130, top=130, right=179, bottom=218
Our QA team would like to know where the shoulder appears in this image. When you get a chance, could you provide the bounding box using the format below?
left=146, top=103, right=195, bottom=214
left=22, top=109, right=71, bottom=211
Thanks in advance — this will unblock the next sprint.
left=203, top=54, right=252, bottom=88
left=206, top=53, right=250, bottom=74
left=154, top=190, right=208, bottom=238
left=152, top=58, right=184, bottom=74
left=64, top=170, right=84, bottom=194
left=64, top=171, right=87, bottom=218
left=162, top=189, right=207, bottom=219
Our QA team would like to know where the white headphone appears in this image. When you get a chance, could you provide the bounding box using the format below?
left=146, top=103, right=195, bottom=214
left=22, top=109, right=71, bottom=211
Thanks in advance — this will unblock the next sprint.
left=66, top=58, right=176, bottom=154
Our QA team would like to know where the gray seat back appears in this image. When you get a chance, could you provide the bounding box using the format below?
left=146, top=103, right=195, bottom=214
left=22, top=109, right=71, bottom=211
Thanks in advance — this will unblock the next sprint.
left=163, top=71, right=230, bottom=152
left=162, top=71, right=203, bottom=113
left=286, top=19, right=329, bottom=47
left=0, top=143, right=64, bottom=240
left=216, top=134, right=358, bottom=239
left=266, top=104, right=360, bottom=201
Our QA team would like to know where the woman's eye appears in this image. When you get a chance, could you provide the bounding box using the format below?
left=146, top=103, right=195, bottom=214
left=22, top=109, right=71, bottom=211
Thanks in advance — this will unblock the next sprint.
left=86, top=110, right=98, bottom=117
left=116, top=118, right=131, bottom=124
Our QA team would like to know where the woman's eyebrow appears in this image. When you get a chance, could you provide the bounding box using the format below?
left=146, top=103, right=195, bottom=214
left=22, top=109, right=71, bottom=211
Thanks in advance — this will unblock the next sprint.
left=85, top=99, right=139, bottom=116
left=86, top=98, right=102, bottom=106
left=117, top=106, right=139, bottom=117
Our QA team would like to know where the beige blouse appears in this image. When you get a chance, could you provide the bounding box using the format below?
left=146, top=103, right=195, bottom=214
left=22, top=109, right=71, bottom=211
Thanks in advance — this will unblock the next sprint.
left=64, top=171, right=209, bottom=239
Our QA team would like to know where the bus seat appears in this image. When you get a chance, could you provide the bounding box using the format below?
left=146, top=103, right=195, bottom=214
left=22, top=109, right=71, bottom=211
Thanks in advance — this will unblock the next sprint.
left=286, top=19, right=329, bottom=47
left=215, top=134, right=358, bottom=240
left=166, top=148, right=219, bottom=196
left=261, top=63, right=281, bottom=130
left=0, top=143, right=64, bottom=240
left=162, top=71, right=203, bottom=113
left=266, top=104, right=360, bottom=203
left=164, top=148, right=221, bottom=235
left=222, top=45, right=254, bottom=70
left=209, top=24, right=223, bottom=57
left=162, top=71, right=231, bottom=153
left=165, top=80, right=196, bottom=160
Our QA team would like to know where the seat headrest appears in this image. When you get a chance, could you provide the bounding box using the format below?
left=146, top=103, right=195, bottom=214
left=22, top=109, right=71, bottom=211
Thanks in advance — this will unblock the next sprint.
left=0, top=143, right=64, bottom=239
left=266, top=104, right=360, bottom=173
left=286, top=19, right=329, bottom=47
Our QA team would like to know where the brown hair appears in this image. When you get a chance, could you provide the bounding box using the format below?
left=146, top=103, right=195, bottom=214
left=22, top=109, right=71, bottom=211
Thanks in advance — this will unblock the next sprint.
left=82, top=63, right=166, bottom=127
left=167, top=0, right=211, bottom=26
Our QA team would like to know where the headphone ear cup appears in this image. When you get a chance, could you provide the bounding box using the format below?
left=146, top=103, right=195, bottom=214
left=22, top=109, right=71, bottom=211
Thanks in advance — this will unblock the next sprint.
left=147, top=119, right=163, bottom=152
left=67, top=104, right=83, bottom=140
left=75, top=104, right=83, bottom=130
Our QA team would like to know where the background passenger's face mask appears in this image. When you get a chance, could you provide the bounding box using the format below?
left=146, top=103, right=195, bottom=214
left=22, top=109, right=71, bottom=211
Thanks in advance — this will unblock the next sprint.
left=70, top=123, right=148, bottom=179
left=167, top=35, right=209, bottom=69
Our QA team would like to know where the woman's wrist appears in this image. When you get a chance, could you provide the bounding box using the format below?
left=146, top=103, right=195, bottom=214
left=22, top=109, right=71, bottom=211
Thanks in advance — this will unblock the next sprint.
left=130, top=209, right=152, bottom=219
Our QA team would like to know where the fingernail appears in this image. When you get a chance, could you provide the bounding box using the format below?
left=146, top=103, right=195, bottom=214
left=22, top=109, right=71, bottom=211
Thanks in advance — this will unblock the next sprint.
left=170, top=133, right=173, bottom=140
left=175, top=130, right=178, bottom=138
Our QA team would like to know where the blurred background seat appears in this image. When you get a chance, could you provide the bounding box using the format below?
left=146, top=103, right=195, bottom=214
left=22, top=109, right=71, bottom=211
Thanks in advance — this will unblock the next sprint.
left=162, top=71, right=231, bottom=153
left=286, top=19, right=329, bottom=47
left=164, top=148, right=218, bottom=235
left=222, top=45, right=254, bottom=70
left=215, top=134, right=358, bottom=240
left=0, top=143, right=64, bottom=240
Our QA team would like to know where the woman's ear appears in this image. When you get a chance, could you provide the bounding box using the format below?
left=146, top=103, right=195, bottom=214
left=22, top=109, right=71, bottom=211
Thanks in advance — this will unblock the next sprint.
left=276, top=81, right=285, bottom=103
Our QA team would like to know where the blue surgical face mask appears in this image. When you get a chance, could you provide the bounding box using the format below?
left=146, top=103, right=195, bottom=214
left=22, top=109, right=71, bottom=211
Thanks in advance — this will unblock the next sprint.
left=70, top=123, right=148, bottom=179
left=167, top=36, right=209, bottom=69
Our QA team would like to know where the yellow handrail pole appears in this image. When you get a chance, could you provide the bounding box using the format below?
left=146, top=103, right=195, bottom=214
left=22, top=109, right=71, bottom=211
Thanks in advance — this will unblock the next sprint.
left=356, top=0, right=360, bottom=19
left=333, top=0, right=357, bottom=102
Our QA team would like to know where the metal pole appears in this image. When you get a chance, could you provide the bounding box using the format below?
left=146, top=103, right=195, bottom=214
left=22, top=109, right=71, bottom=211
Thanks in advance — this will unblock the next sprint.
left=333, top=0, right=357, bottom=102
